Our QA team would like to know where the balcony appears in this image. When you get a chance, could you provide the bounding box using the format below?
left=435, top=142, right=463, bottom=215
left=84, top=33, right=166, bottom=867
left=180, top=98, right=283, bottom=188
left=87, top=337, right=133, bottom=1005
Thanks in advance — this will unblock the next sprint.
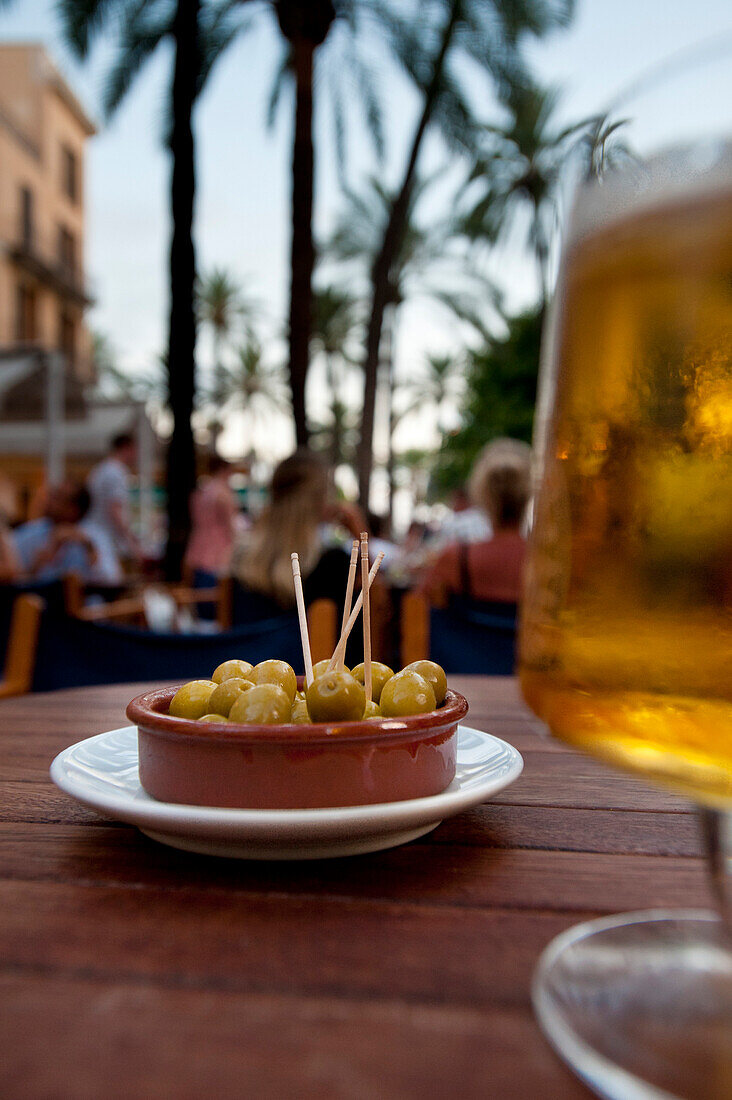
left=8, top=232, right=94, bottom=307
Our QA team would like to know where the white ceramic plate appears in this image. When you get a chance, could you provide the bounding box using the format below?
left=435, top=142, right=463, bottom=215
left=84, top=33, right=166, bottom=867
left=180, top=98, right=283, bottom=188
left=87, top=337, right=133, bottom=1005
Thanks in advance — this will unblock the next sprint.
left=50, top=725, right=523, bottom=860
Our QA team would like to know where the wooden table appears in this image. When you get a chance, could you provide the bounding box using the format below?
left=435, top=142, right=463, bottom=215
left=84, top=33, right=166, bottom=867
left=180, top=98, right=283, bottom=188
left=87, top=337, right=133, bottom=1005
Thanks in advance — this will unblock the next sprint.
left=0, top=676, right=713, bottom=1099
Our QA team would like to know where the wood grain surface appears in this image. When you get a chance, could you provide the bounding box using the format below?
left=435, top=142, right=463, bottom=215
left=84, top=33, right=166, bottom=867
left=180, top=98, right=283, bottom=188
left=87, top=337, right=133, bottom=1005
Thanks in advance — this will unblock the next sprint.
left=0, top=676, right=711, bottom=1099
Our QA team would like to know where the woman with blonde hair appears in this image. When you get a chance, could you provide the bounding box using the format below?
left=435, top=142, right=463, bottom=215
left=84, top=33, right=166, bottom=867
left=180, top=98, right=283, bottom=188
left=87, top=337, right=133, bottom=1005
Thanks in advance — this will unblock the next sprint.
left=232, top=449, right=365, bottom=612
left=420, top=437, right=532, bottom=606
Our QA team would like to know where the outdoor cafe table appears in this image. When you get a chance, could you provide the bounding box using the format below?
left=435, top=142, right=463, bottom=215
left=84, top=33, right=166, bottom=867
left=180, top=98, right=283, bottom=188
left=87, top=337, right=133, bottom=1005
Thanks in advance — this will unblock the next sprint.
left=0, top=676, right=715, bottom=1098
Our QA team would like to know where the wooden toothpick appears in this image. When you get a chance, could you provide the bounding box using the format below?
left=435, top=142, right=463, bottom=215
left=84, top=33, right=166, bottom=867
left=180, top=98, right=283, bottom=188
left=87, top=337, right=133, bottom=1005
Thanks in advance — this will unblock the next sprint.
left=291, top=553, right=314, bottom=688
left=360, top=533, right=372, bottom=703
left=338, top=539, right=359, bottom=670
left=327, top=551, right=384, bottom=672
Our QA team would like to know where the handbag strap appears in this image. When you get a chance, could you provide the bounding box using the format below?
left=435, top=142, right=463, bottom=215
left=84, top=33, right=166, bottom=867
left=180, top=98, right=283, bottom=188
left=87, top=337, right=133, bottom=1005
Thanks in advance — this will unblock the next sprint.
left=458, top=541, right=472, bottom=600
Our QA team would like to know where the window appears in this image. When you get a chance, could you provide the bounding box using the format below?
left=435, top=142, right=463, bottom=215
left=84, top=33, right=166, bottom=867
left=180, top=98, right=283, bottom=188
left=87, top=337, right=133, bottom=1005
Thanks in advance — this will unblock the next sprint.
left=19, top=186, right=34, bottom=249
left=15, top=283, right=37, bottom=342
left=58, top=226, right=77, bottom=280
left=61, top=144, right=78, bottom=203
left=59, top=308, right=76, bottom=365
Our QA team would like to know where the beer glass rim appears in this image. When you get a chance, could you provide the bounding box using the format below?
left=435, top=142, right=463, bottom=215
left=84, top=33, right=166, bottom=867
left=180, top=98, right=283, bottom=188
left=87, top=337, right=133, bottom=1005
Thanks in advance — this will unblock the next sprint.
left=567, top=140, right=732, bottom=249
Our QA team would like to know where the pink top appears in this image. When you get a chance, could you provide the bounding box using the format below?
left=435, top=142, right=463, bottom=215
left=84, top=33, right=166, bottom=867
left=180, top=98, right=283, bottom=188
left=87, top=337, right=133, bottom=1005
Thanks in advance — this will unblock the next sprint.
left=184, top=479, right=237, bottom=575
left=420, top=531, right=526, bottom=605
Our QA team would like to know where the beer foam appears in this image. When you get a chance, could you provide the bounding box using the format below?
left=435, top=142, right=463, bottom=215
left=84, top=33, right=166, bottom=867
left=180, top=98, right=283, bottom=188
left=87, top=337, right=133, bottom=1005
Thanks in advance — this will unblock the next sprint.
left=568, top=140, right=732, bottom=247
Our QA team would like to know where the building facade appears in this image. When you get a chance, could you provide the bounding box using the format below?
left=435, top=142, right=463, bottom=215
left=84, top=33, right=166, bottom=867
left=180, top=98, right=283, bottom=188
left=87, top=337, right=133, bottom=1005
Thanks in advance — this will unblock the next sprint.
left=0, top=44, right=95, bottom=382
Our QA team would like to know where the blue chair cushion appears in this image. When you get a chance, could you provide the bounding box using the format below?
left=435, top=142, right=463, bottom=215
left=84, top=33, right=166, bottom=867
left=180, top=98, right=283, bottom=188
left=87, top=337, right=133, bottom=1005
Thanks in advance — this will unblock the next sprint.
left=32, top=609, right=306, bottom=692
left=428, top=597, right=518, bottom=675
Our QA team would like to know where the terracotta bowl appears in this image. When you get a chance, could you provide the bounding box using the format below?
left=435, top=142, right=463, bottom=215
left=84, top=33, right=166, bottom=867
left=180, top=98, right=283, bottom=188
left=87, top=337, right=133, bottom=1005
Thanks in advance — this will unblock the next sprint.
left=126, top=684, right=469, bottom=810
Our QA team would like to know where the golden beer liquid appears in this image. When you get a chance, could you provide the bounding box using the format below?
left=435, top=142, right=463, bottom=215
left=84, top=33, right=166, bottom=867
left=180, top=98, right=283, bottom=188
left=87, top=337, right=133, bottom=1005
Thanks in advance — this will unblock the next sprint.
left=519, top=187, right=732, bottom=807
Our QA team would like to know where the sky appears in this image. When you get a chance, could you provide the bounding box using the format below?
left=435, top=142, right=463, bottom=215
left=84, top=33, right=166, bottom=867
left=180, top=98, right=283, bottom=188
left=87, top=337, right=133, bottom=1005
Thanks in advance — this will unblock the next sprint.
left=2, top=0, right=732, bottom=481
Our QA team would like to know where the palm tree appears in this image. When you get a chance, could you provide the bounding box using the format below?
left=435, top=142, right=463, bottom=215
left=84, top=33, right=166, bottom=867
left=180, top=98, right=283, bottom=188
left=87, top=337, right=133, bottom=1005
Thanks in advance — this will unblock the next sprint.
left=57, top=0, right=243, bottom=576
left=399, top=351, right=466, bottom=438
left=326, top=172, right=497, bottom=520
left=214, top=337, right=289, bottom=458
left=197, top=267, right=258, bottom=444
left=386, top=350, right=465, bottom=524
left=309, top=397, right=360, bottom=469
left=458, top=81, right=589, bottom=305
left=259, top=0, right=385, bottom=446
left=578, top=112, right=633, bottom=181
left=310, top=285, right=361, bottom=465
left=92, top=332, right=167, bottom=407
left=198, top=268, right=256, bottom=399
left=270, top=2, right=337, bottom=446
left=355, top=0, right=575, bottom=507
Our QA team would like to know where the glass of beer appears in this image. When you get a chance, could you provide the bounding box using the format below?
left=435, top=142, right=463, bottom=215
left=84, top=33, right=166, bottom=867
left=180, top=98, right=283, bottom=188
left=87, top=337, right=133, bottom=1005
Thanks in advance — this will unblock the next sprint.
left=519, top=53, right=732, bottom=1100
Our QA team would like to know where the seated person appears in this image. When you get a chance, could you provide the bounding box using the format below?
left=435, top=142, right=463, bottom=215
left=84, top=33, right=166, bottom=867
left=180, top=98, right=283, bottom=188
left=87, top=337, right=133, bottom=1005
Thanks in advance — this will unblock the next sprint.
left=0, top=515, right=19, bottom=584
left=11, top=481, right=119, bottom=585
left=367, top=511, right=399, bottom=571
left=231, top=449, right=366, bottom=625
left=419, top=438, right=531, bottom=607
left=434, top=487, right=491, bottom=548
left=184, top=456, right=239, bottom=585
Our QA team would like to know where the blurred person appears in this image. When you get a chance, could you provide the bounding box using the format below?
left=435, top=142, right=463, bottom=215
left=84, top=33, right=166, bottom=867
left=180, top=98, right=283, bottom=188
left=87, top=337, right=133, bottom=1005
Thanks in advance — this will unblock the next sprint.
left=387, top=520, right=430, bottom=587
left=0, top=514, right=19, bottom=583
left=232, top=449, right=366, bottom=615
left=86, top=433, right=141, bottom=573
left=420, top=438, right=531, bottom=606
left=435, top=487, right=492, bottom=546
left=11, top=481, right=118, bottom=584
left=367, top=511, right=399, bottom=569
left=184, top=456, right=239, bottom=585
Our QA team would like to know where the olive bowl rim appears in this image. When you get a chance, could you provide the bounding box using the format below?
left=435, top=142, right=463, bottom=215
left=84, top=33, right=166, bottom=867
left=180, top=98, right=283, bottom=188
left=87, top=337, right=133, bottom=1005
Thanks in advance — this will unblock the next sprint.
left=127, top=684, right=468, bottom=747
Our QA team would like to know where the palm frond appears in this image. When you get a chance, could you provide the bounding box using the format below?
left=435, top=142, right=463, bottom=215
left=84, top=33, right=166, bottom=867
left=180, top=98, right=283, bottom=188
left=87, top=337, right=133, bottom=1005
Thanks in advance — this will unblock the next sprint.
left=102, top=0, right=169, bottom=118
left=266, top=43, right=292, bottom=128
left=329, top=68, right=348, bottom=180
left=350, top=46, right=385, bottom=162
left=431, top=60, right=479, bottom=155
left=197, top=2, right=251, bottom=99
left=56, top=0, right=120, bottom=58
left=428, top=287, right=497, bottom=341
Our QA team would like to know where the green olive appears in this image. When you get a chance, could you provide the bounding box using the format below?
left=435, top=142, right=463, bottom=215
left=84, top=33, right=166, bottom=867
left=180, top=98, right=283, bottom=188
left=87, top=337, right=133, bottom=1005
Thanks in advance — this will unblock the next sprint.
left=250, top=659, right=297, bottom=702
left=212, top=659, right=254, bottom=684
left=169, top=680, right=217, bottom=720
left=290, top=698, right=312, bottom=724
left=351, top=661, right=394, bottom=704
left=229, top=683, right=291, bottom=725
left=380, top=670, right=436, bottom=717
left=207, top=677, right=253, bottom=718
left=402, top=660, right=447, bottom=706
left=363, top=700, right=382, bottom=720
left=312, top=658, right=347, bottom=679
left=198, top=713, right=229, bottom=723
left=306, top=671, right=365, bottom=723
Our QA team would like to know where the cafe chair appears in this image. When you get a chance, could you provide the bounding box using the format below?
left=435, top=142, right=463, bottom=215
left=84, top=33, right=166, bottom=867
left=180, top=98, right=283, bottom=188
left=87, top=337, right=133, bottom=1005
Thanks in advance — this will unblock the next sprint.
left=401, top=591, right=518, bottom=675
left=0, top=578, right=68, bottom=674
left=0, top=594, right=44, bottom=698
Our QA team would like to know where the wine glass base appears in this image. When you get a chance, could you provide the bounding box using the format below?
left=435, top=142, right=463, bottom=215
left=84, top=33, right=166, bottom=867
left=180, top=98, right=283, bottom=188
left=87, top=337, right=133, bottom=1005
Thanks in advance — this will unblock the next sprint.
left=533, top=910, right=732, bottom=1100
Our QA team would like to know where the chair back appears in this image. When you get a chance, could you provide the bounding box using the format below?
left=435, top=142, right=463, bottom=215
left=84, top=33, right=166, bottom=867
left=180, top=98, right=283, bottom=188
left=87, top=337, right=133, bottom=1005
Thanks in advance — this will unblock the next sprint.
left=0, top=580, right=65, bottom=667
left=0, top=594, right=44, bottom=698
left=31, top=600, right=337, bottom=692
left=401, top=592, right=518, bottom=675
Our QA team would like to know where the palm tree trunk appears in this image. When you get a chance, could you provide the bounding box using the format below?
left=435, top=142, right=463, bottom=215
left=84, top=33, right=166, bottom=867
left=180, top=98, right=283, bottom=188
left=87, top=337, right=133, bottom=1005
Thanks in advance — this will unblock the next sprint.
left=384, top=307, right=397, bottom=535
left=211, top=327, right=223, bottom=448
left=356, top=0, right=461, bottom=508
left=164, top=0, right=199, bottom=579
left=213, top=327, right=223, bottom=404
left=287, top=37, right=315, bottom=447
left=324, top=352, right=339, bottom=467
